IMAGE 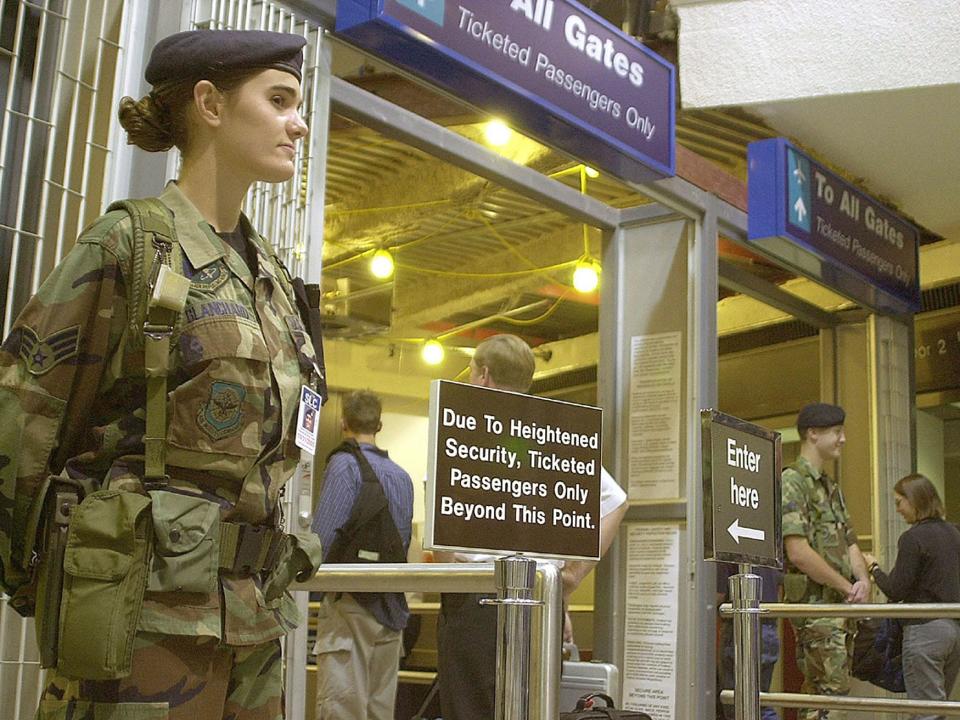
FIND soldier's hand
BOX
[847,579,870,604]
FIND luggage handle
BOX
[576,692,616,710]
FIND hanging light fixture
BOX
[370,248,394,279]
[421,339,445,365]
[572,258,601,294]
[484,119,512,146]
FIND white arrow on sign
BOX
[793,197,807,223]
[727,518,765,544]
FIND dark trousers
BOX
[438,592,498,720]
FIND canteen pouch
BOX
[262,531,323,604]
[147,491,220,593]
[783,572,808,602]
[57,490,153,680]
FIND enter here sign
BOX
[702,409,783,569]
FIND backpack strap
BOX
[106,199,189,486]
[328,439,381,487]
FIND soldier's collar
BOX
[158,182,227,271]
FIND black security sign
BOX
[702,410,782,569]
[426,380,602,560]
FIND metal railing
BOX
[719,600,960,716]
[294,561,563,720]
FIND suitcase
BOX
[560,660,621,712]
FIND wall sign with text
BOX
[336,0,675,184]
[748,137,920,315]
[425,380,602,560]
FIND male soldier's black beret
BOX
[145,30,306,86]
[796,402,845,433]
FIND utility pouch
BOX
[262,531,323,604]
[147,491,220,594]
[783,572,809,603]
[34,480,80,668]
[57,489,153,680]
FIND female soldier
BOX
[0,30,323,719]
[864,474,960,720]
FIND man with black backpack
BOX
[311,391,414,720]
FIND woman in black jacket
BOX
[864,474,960,720]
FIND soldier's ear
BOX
[193,80,225,128]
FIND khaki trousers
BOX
[313,594,402,720]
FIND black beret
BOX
[797,402,845,433]
[145,30,306,86]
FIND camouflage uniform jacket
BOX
[781,455,857,604]
[0,182,321,645]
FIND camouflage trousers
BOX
[790,616,856,720]
[37,632,283,719]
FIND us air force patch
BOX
[190,261,229,292]
[19,325,80,375]
[198,381,246,439]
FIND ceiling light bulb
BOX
[583,166,600,178]
[484,119,512,146]
[370,249,394,279]
[422,339,445,366]
[573,259,600,293]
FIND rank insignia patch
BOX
[198,381,246,439]
[19,325,80,375]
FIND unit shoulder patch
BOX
[198,381,246,440]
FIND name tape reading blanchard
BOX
[426,379,602,560]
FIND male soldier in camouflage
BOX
[781,403,871,720]
[0,30,323,719]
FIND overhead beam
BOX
[331,78,620,231]
[392,225,585,331]
[718,259,839,329]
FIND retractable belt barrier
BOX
[718,600,960,716]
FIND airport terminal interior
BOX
[0,0,959,719]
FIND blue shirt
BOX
[311,442,414,630]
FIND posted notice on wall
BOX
[424,380,602,560]
[628,332,681,500]
[622,523,680,719]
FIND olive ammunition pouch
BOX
[783,572,808,603]
[57,489,153,680]
[148,491,221,594]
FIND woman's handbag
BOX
[560,692,653,720]
[852,617,905,692]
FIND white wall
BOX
[378,411,430,525]
[673,0,960,108]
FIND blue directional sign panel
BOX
[748,138,920,314]
[336,0,675,184]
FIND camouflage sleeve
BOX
[0,213,130,595]
[780,468,809,539]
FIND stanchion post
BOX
[731,564,762,720]
[482,555,542,720]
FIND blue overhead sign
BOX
[336,0,676,184]
[748,138,920,314]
